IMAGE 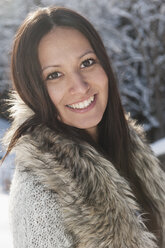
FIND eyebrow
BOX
[42,50,95,71]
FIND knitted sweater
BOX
[9,169,73,247]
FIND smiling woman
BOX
[2,6,165,248]
[38,26,108,137]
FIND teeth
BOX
[68,95,94,109]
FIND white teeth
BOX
[68,95,94,109]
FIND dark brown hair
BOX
[3,6,159,237]
[6,6,129,170]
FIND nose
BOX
[68,72,90,94]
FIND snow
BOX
[0,119,10,132]
[0,193,13,248]
[150,137,165,156]
[0,119,14,193]
[0,119,14,247]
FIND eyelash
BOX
[80,58,96,68]
[45,58,96,81]
[46,71,62,81]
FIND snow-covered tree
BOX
[0,0,165,141]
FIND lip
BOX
[66,94,97,113]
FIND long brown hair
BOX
[6,6,129,171]
[3,6,159,238]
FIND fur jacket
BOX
[4,94,165,248]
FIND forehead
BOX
[38,27,93,65]
[40,26,89,43]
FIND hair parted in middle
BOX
[11,6,128,168]
[5,6,160,235]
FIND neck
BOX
[86,126,98,143]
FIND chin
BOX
[72,115,103,130]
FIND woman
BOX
[3,6,165,248]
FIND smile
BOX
[67,95,95,109]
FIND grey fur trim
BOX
[4,93,165,247]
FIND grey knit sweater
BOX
[9,168,73,248]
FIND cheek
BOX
[96,68,109,93]
[98,71,109,106]
[46,83,64,108]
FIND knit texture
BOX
[9,169,73,248]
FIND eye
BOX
[80,58,96,69]
[46,71,62,80]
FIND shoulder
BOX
[9,168,73,248]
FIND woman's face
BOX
[38,27,108,137]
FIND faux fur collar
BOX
[5,93,165,248]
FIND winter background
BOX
[0,0,165,247]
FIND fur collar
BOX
[5,93,165,248]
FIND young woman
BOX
[3,6,165,248]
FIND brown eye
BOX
[80,58,96,69]
[46,71,62,80]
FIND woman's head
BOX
[38,26,108,138]
[10,5,129,167]
[11,6,120,137]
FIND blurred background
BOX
[0,0,165,247]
